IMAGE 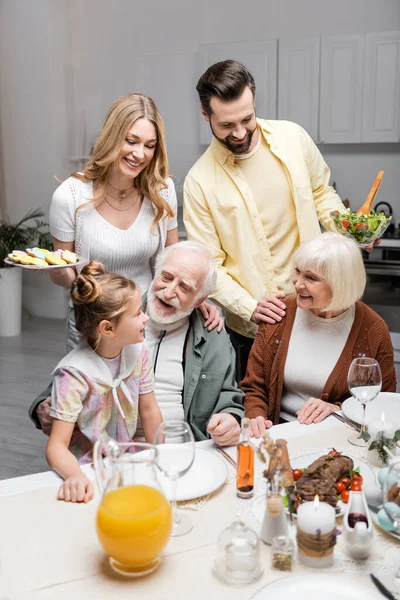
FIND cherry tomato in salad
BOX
[340,477,351,489]
[352,473,363,483]
[341,490,350,503]
[292,469,303,481]
[336,481,346,494]
[355,223,368,231]
[341,219,350,229]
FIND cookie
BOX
[26,247,47,260]
[53,249,63,258]
[36,248,50,255]
[8,253,22,263]
[19,254,34,265]
[61,250,78,264]
[45,253,67,266]
[12,250,27,256]
[30,258,47,267]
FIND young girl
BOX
[46,261,162,503]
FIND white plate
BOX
[4,257,88,271]
[158,448,228,502]
[251,574,380,600]
[253,451,376,521]
[342,392,400,427]
[370,507,400,542]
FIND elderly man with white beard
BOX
[29,241,244,447]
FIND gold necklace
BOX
[106,188,134,203]
[104,193,141,212]
[107,181,134,202]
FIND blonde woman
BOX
[242,233,397,436]
[49,94,221,349]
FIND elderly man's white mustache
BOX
[154,289,181,309]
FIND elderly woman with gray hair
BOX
[242,232,397,437]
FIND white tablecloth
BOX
[1,417,398,600]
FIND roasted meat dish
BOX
[296,453,354,507]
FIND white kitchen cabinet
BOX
[362,31,400,143]
[198,41,277,144]
[278,38,320,142]
[320,35,364,143]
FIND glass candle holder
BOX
[214,520,263,585]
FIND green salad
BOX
[331,209,391,245]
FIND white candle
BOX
[367,413,397,467]
[297,496,336,568]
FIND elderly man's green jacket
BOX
[177,306,244,440]
[29,303,244,441]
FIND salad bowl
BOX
[331,209,392,248]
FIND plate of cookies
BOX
[5,248,87,270]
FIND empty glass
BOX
[347,357,382,447]
[154,420,195,536]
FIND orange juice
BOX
[96,484,172,567]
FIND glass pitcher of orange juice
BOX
[93,439,172,577]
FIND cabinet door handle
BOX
[320,137,325,143]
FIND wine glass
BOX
[347,357,382,447]
[154,420,195,536]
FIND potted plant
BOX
[0,208,52,336]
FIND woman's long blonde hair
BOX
[73,93,174,230]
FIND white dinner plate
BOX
[253,451,376,521]
[342,392,400,427]
[4,256,88,271]
[251,574,381,599]
[158,448,228,502]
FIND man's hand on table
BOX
[250,293,286,325]
[249,416,273,438]
[207,413,240,446]
[58,470,94,503]
[36,397,52,436]
[297,397,340,425]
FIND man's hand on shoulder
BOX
[207,413,240,447]
[250,293,286,325]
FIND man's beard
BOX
[210,123,257,154]
[147,286,194,325]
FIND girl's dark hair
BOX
[71,261,137,350]
[196,60,256,117]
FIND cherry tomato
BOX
[355,223,368,231]
[336,481,346,494]
[292,469,303,482]
[351,481,362,492]
[328,448,340,455]
[341,490,350,503]
[352,473,363,483]
[340,477,351,489]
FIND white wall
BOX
[1,0,400,218]
[0,0,400,318]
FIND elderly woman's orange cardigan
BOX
[241,296,397,425]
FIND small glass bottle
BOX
[236,418,254,499]
[271,535,294,571]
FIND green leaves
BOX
[368,429,400,465]
[0,209,53,268]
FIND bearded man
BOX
[29,241,245,447]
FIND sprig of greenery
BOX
[368,429,400,464]
[0,209,53,268]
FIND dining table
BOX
[1,416,399,600]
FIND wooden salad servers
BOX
[356,170,384,215]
